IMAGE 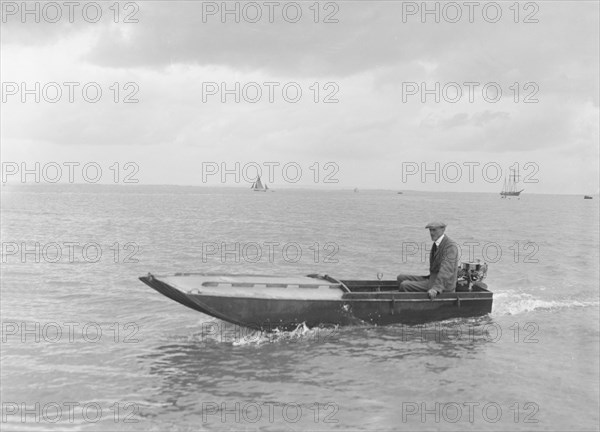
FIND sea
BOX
[1,184,599,432]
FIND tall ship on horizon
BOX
[500,168,524,198]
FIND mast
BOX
[512,169,516,193]
[510,170,514,193]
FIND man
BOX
[397,222,459,299]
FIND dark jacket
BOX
[428,235,459,293]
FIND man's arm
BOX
[429,242,459,295]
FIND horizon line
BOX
[1,182,598,196]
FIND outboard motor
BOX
[456,260,488,292]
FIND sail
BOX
[500,168,524,197]
[251,175,268,191]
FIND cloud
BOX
[1,1,598,192]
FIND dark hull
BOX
[500,189,524,197]
[140,275,493,330]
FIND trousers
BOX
[396,274,430,292]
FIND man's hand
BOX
[427,288,438,300]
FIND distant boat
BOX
[397,192,403,194]
[353,188,359,193]
[500,169,524,198]
[584,195,593,199]
[250,175,269,192]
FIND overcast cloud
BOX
[1,1,598,192]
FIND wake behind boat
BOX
[139,266,492,330]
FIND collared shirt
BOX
[434,234,445,248]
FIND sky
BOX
[1,0,599,193]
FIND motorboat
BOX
[139,265,492,330]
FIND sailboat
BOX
[250,175,269,192]
[500,169,524,198]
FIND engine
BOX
[457,260,488,291]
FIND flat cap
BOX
[425,221,446,229]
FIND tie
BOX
[431,242,437,259]
[429,243,438,272]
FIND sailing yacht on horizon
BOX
[251,175,269,192]
[500,168,524,198]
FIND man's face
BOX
[429,227,445,242]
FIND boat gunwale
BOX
[200,282,336,289]
[147,274,492,302]
[183,294,491,303]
